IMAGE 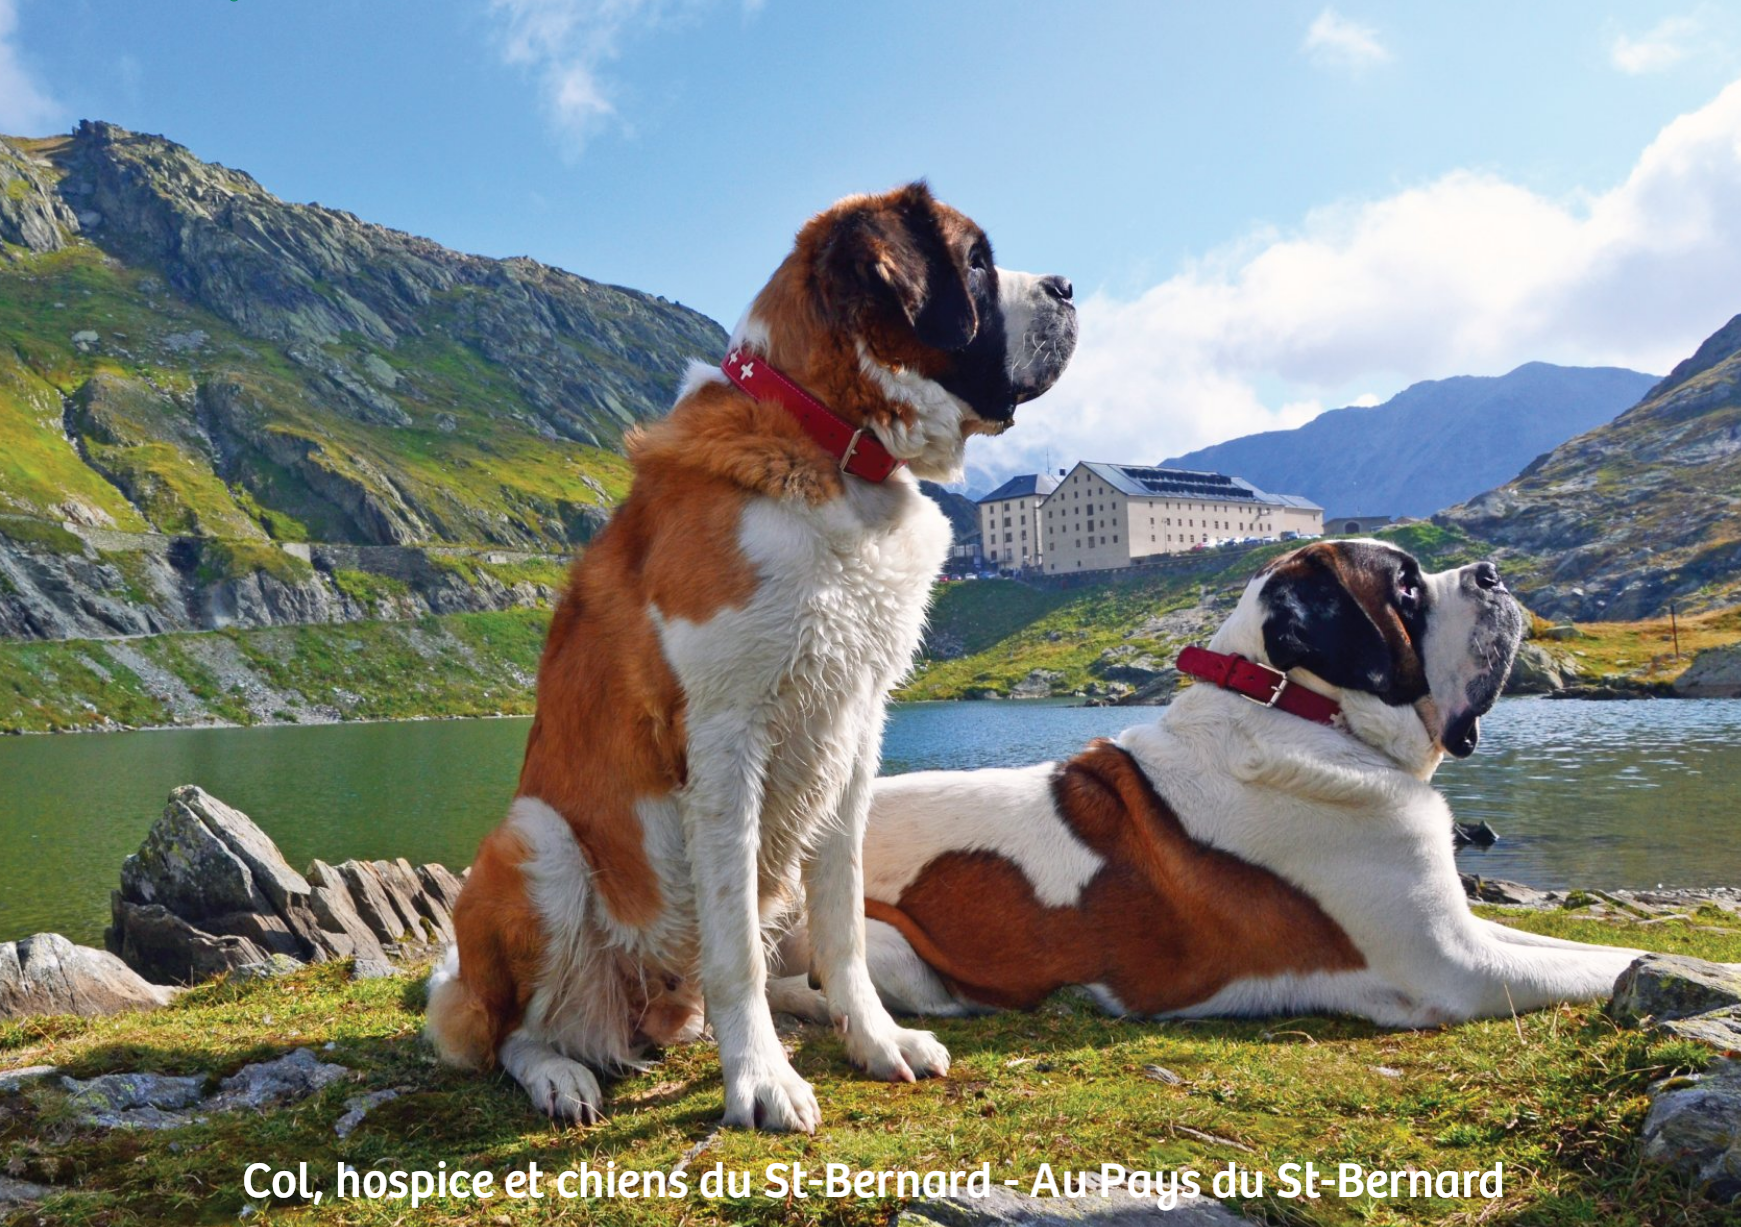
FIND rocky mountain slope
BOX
[1165,363,1656,518]
[0,122,725,640]
[1442,315,1741,621]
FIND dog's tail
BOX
[424,944,500,1071]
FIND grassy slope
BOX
[0,609,552,734]
[0,243,631,546]
[2,909,1735,1226]
[902,525,1741,701]
[901,526,1485,701]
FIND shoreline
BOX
[8,691,1741,740]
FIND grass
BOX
[1,909,1735,1226]
[0,610,551,734]
[1548,605,1741,687]
[903,525,1741,701]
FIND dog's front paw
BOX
[846,1022,951,1083]
[517,1053,604,1124]
[723,1057,821,1133]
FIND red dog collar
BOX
[721,348,905,484]
[1176,645,1342,727]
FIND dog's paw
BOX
[846,1022,951,1083]
[722,1057,821,1133]
[517,1053,604,1124]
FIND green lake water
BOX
[2,699,1738,947]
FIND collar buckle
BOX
[839,426,866,474]
[1240,660,1289,708]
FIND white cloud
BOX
[0,0,59,135]
[1611,14,1700,75]
[489,0,749,155]
[968,77,1741,490]
[1302,8,1391,72]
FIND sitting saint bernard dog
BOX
[425,183,1077,1132]
[775,540,1649,1028]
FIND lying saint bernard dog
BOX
[425,183,1076,1131]
[774,540,1649,1028]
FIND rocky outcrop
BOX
[0,933,175,1018]
[1640,1060,1741,1202]
[1505,642,1581,694]
[1441,312,1741,621]
[56,1048,349,1130]
[1675,644,1741,698]
[0,522,562,642]
[1612,955,1741,1048]
[107,786,462,985]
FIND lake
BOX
[3,698,1739,947]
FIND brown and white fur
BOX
[424,183,1076,1131]
[778,540,1656,1029]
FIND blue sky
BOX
[7,1,1741,490]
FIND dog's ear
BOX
[820,182,978,351]
[1260,546,1404,700]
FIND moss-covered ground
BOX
[1,909,1735,1226]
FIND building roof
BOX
[1066,462,1322,511]
[977,473,1059,503]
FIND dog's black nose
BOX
[1473,561,1503,591]
[1041,275,1073,302]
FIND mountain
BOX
[919,481,979,539]
[0,122,725,639]
[1440,315,1741,621]
[1163,363,1657,518]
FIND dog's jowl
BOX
[424,184,1076,1132]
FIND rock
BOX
[1640,1059,1741,1202]
[335,860,410,944]
[1114,668,1183,706]
[1011,669,1066,699]
[903,1171,1244,1225]
[1505,642,1579,694]
[306,860,390,964]
[0,1065,59,1093]
[334,1087,404,1138]
[206,1048,349,1111]
[1460,874,1551,907]
[0,933,175,1018]
[60,1071,205,1129]
[350,958,398,981]
[233,954,305,980]
[108,899,270,984]
[1612,955,1741,1026]
[1661,1008,1741,1052]
[1538,623,1583,641]
[0,1174,59,1212]
[1452,821,1499,848]
[105,787,464,986]
[1675,645,1741,699]
[70,329,100,352]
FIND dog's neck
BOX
[1202,583,1445,781]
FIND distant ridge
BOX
[1164,363,1657,518]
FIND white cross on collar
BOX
[738,361,755,380]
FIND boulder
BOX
[104,787,464,987]
[0,933,174,1018]
[1640,1059,1741,1202]
[1612,955,1741,1026]
[1675,644,1741,698]
[1114,668,1183,706]
[1662,1008,1741,1052]
[1505,642,1579,694]
[1011,669,1065,699]
[0,1174,59,1213]
[108,898,269,985]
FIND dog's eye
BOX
[1397,581,1422,610]
[969,250,989,273]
